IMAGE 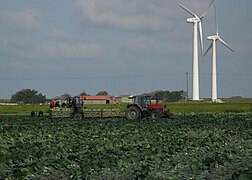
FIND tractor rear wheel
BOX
[126,106,141,120]
[151,110,161,120]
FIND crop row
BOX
[0,113,252,179]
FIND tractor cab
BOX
[132,95,151,109]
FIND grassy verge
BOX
[0,105,49,115]
[0,102,252,115]
[166,103,252,113]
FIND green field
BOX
[0,102,252,115]
[0,113,252,179]
[0,105,49,115]
[167,103,252,113]
[0,101,251,178]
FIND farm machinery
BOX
[126,95,173,120]
[49,96,123,119]
[48,95,173,120]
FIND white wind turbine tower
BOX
[204,4,235,102]
[178,0,215,101]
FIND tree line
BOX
[11,89,46,104]
[144,90,186,102]
[11,89,185,104]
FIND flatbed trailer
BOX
[49,107,125,119]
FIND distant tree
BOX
[146,90,185,102]
[79,90,89,96]
[55,93,71,100]
[231,96,243,98]
[166,90,184,102]
[11,89,46,104]
[96,90,109,96]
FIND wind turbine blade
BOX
[198,21,204,56]
[214,4,218,35]
[177,3,195,17]
[204,42,213,57]
[218,37,235,53]
[201,0,215,18]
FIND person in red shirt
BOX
[50,100,55,108]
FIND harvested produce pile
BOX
[0,113,252,179]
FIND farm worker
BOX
[50,100,55,108]
[71,97,76,107]
[55,101,60,107]
[61,100,67,107]
[71,97,78,112]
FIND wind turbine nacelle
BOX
[207,35,218,40]
[186,17,200,23]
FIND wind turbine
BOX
[204,4,235,102]
[178,0,215,101]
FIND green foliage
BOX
[54,93,71,100]
[0,113,252,179]
[11,89,46,104]
[148,90,185,102]
[79,91,89,96]
[96,90,109,96]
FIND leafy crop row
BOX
[0,113,252,179]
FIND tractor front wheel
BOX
[151,110,161,120]
[126,106,141,120]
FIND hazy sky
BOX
[0,0,251,98]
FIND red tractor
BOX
[126,95,173,120]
